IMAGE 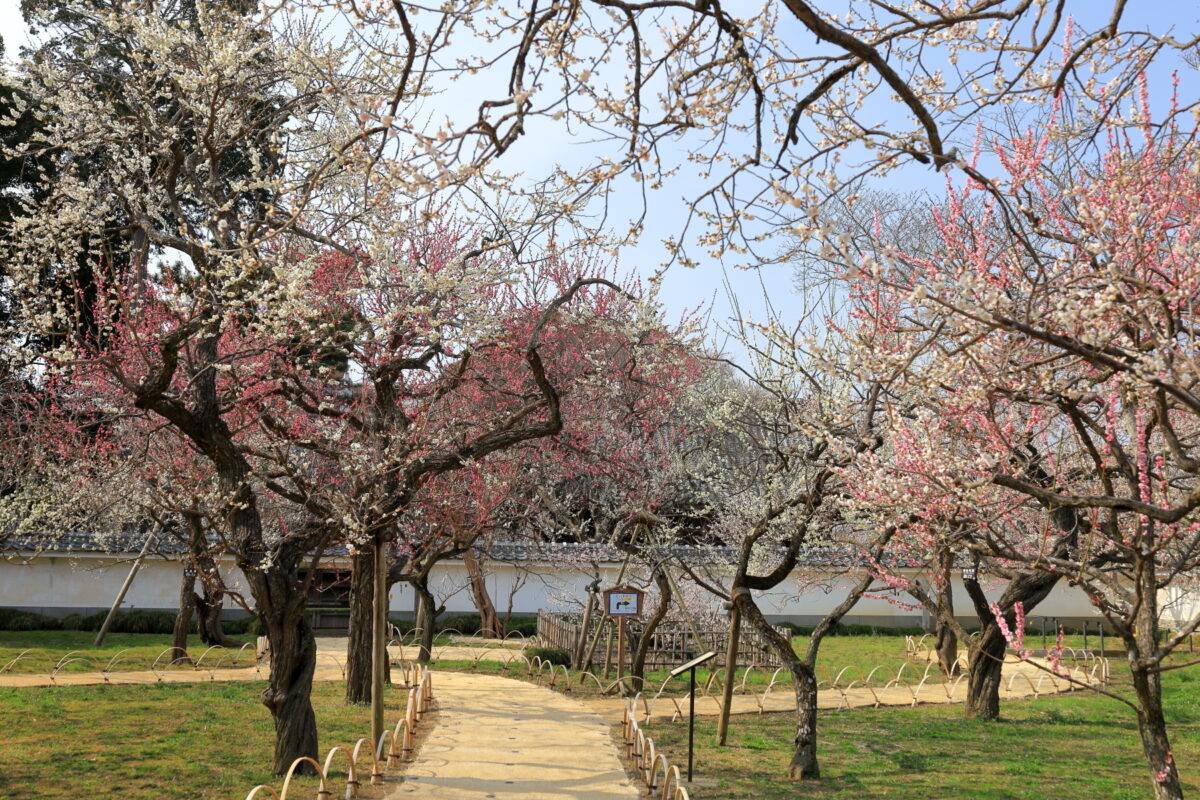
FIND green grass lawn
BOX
[4,630,1193,800]
[0,680,401,800]
[0,631,256,674]
[642,665,1200,799]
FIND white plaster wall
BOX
[0,553,249,614]
[0,551,1142,624]
[1160,583,1200,630]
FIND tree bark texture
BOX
[934,548,960,676]
[196,584,233,647]
[252,565,320,776]
[345,549,374,704]
[1129,548,1183,800]
[1131,663,1183,800]
[186,513,234,647]
[964,624,1006,720]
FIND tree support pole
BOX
[371,535,388,745]
[716,601,741,745]
[94,531,156,646]
[688,665,697,782]
[602,618,615,680]
[617,616,626,685]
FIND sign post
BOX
[671,650,717,782]
[603,586,644,686]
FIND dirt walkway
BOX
[386,671,639,800]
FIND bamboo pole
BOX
[664,567,708,655]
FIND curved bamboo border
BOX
[241,668,434,800]
[621,698,691,800]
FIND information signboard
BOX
[603,586,643,616]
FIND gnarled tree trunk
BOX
[463,548,502,638]
[196,584,233,647]
[1131,661,1183,800]
[933,548,959,676]
[347,548,394,703]
[184,512,234,648]
[964,623,1006,720]
[1128,550,1183,800]
[953,497,1090,721]
[251,564,320,775]
[735,591,819,778]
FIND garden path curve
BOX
[387,671,639,800]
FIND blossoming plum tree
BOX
[834,90,1200,800]
[0,4,624,774]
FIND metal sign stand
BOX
[671,650,717,782]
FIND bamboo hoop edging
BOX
[241,667,434,800]
[321,745,358,798]
[621,698,694,800]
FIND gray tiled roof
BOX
[5,532,902,569]
[3,531,189,556]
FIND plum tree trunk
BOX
[255,572,320,775]
[1131,662,1183,800]
[463,548,502,638]
[964,624,1006,720]
[735,590,819,778]
[934,548,959,676]
[345,549,374,704]
[935,619,960,677]
[1128,547,1183,800]
[413,581,436,664]
[170,567,197,664]
[196,585,233,647]
[265,641,319,776]
[185,513,234,648]
[629,567,671,694]
[787,662,820,779]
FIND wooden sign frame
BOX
[603,585,644,617]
